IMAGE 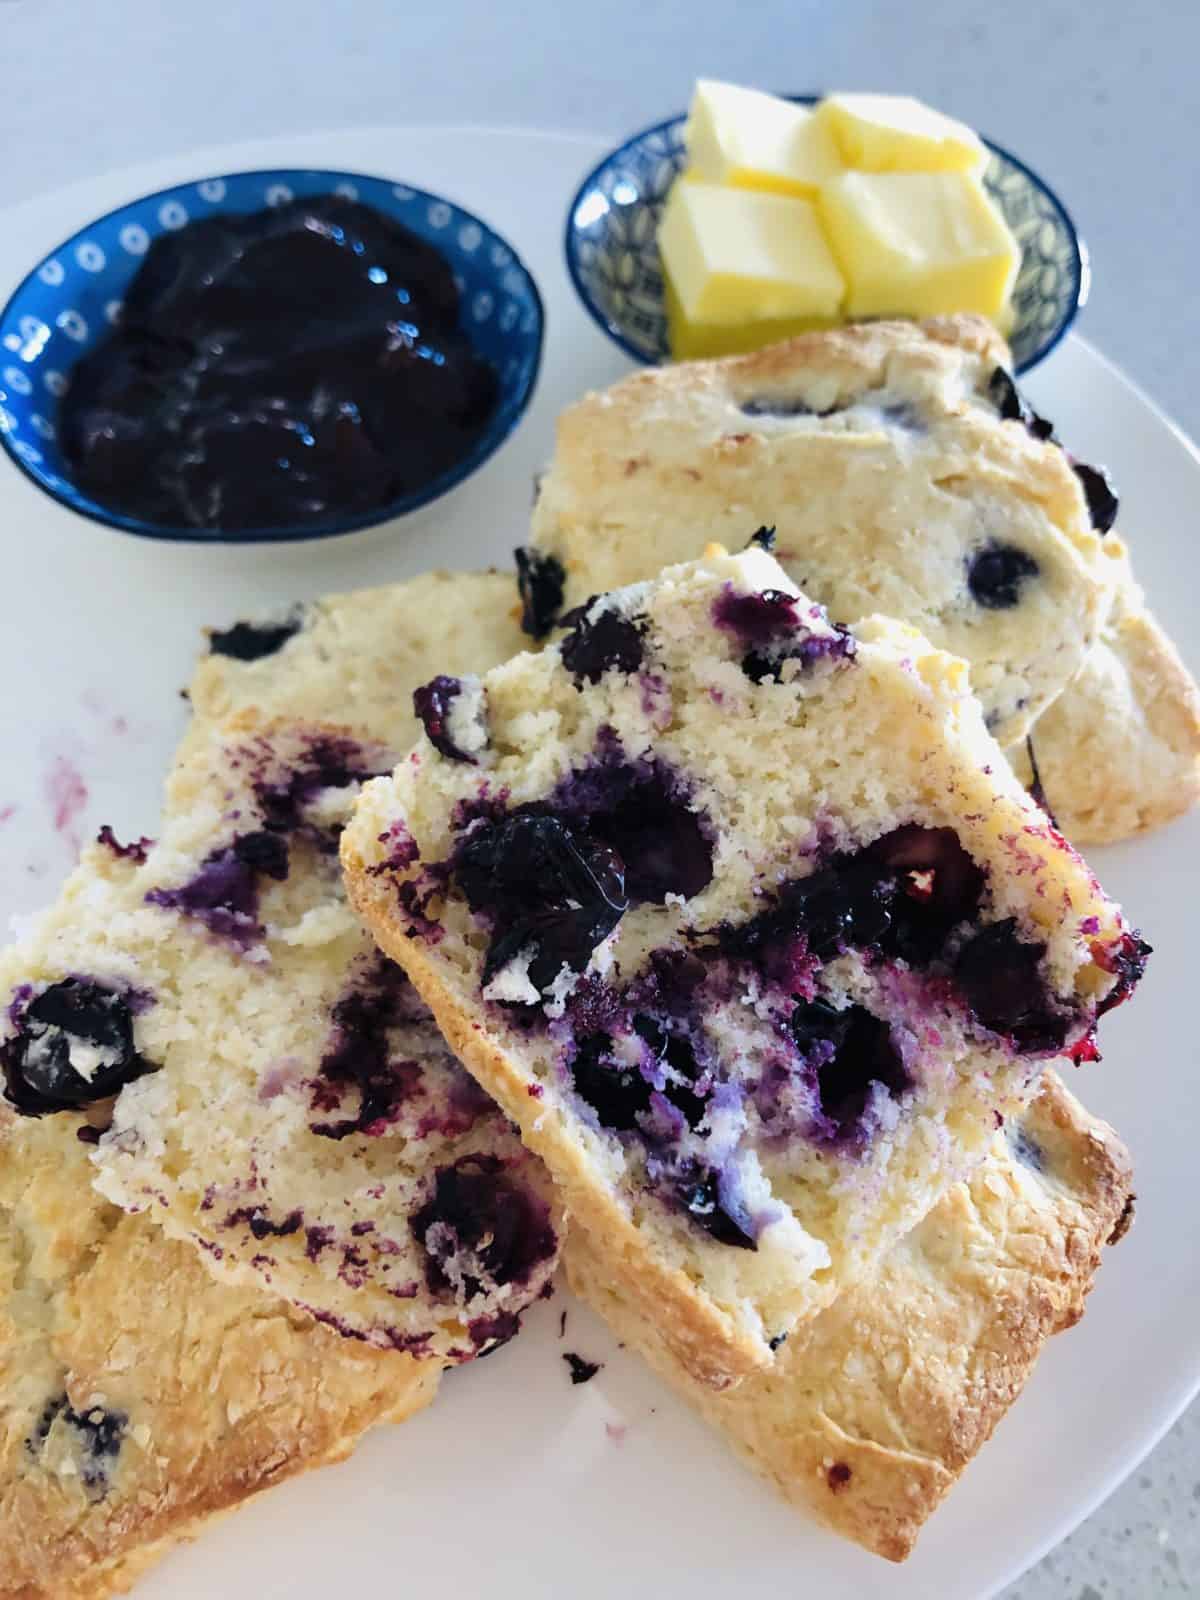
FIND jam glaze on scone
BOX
[1,718,560,1362]
[0,1107,438,1600]
[343,545,1146,1387]
[567,1071,1133,1561]
[526,316,1119,747]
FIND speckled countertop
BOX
[0,0,1195,1591]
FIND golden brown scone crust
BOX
[0,1087,438,1600]
[1014,552,1200,841]
[565,1073,1132,1562]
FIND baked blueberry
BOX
[412,675,479,764]
[792,1000,909,1141]
[411,1154,558,1297]
[515,546,566,638]
[208,612,303,661]
[570,1033,652,1130]
[1,979,155,1116]
[1072,461,1120,535]
[676,1166,757,1250]
[559,600,646,684]
[967,542,1040,610]
[456,811,628,992]
[954,919,1066,1050]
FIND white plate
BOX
[0,126,1196,1600]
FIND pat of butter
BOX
[817,171,1018,321]
[685,80,843,197]
[817,93,986,174]
[659,179,845,333]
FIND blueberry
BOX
[1092,930,1151,1017]
[456,811,628,993]
[792,1000,909,1140]
[208,612,303,661]
[1009,1125,1047,1173]
[559,601,645,684]
[676,1167,757,1250]
[866,824,985,963]
[96,824,153,864]
[310,956,423,1139]
[413,675,479,764]
[569,1033,652,1130]
[967,542,1040,610]
[1,979,155,1116]
[719,858,891,972]
[146,829,288,947]
[1072,461,1120,534]
[986,367,1057,442]
[740,396,840,419]
[411,1154,557,1298]
[590,785,713,904]
[27,1396,127,1497]
[563,1351,602,1384]
[515,546,565,638]
[634,1016,709,1128]
[253,734,385,841]
[954,919,1067,1050]
[712,585,801,649]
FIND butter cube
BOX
[685,80,843,197]
[818,93,986,173]
[817,171,1018,321]
[658,179,845,358]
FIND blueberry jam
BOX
[712,583,855,681]
[1,979,156,1116]
[311,957,425,1139]
[515,546,566,637]
[559,600,646,684]
[57,195,499,535]
[413,675,480,764]
[985,366,1119,533]
[208,612,303,661]
[456,811,628,993]
[410,1154,557,1300]
[967,542,1040,610]
[27,1395,127,1497]
[145,828,288,948]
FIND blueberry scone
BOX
[1,718,561,1361]
[184,569,528,755]
[525,315,1120,747]
[343,544,1146,1386]
[0,1106,438,1600]
[567,1071,1133,1561]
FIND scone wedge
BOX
[567,1071,1133,1561]
[0,1108,438,1600]
[344,545,1146,1386]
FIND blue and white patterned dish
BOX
[566,99,1088,375]
[0,168,544,542]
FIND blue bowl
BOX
[566,99,1088,375]
[0,168,544,542]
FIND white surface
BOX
[0,125,1195,1600]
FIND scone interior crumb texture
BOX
[344,544,1146,1383]
[0,715,560,1363]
